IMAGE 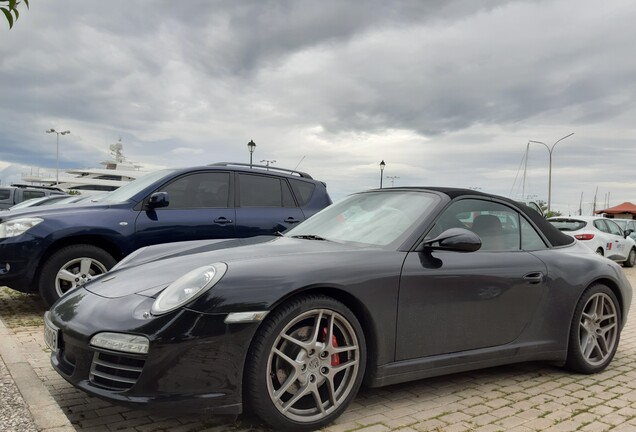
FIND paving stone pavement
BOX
[1,268,636,431]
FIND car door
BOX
[134,171,236,249]
[396,199,549,361]
[604,219,631,261]
[234,173,305,237]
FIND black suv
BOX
[0,162,332,306]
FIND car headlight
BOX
[0,217,43,239]
[151,262,227,315]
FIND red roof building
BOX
[596,202,636,218]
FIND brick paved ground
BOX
[1,267,636,431]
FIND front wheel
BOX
[566,284,621,374]
[245,295,366,432]
[623,248,636,268]
[38,244,116,307]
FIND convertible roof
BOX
[373,187,575,247]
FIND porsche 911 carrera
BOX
[44,188,632,431]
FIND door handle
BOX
[523,272,544,284]
[284,217,301,224]
[213,217,233,224]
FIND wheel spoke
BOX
[582,334,595,358]
[312,388,326,415]
[281,382,311,413]
[273,370,300,401]
[57,269,77,283]
[331,358,358,374]
[281,333,310,350]
[600,322,617,335]
[273,347,299,368]
[309,310,324,345]
[325,375,337,406]
[79,258,93,276]
[333,344,359,354]
[325,313,335,346]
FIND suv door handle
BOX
[284,217,301,224]
[523,272,544,284]
[213,217,233,224]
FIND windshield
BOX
[99,169,176,203]
[286,191,439,246]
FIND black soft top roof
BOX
[375,187,575,248]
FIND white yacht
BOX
[22,141,148,195]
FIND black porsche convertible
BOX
[44,188,632,431]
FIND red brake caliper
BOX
[322,328,340,366]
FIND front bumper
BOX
[0,234,46,293]
[46,288,262,415]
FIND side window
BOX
[431,199,521,251]
[606,220,623,236]
[158,172,230,209]
[594,220,609,233]
[239,174,295,207]
[23,190,45,200]
[520,218,547,250]
[289,179,316,207]
[0,189,10,200]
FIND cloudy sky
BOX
[1,0,635,214]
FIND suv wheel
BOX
[38,245,116,307]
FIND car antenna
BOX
[294,156,306,171]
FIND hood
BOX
[83,236,362,299]
[0,201,116,219]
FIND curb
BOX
[0,317,75,431]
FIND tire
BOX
[623,248,636,268]
[245,295,366,432]
[38,244,116,308]
[565,284,621,374]
[596,248,604,256]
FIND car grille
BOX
[89,351,145,391]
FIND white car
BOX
[548,216,636,267]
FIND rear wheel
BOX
[623,248,636,268]
[245,295,366,431]
[566,284,621,374]
[38,244,116,307]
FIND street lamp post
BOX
[379,160,385,189]
[247,140,256,168]
[386,175,400,187]
[46,129,71,185]
[529,132,574,213]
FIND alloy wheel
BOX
[266,308,360,423]
[578,292,618,366]
[55,257,108,297]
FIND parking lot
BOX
[1,268,636,432]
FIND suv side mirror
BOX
[419,228,482,252]
[147,192,169,209]
[625,229,634,238]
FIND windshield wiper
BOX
[291,234,328,241]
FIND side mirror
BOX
[147,192,169,209]
[419,228,482,253]
[625,229,634,238]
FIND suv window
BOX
[238,174,296,208]
[0,189,10,200]
[289,179,316,207]
[23,190,45,200]
[159,172,230,209]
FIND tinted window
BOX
[594,220,609,233]
[289,179,315,207]
[158,172,230,209]
[0,189,10,200]
[432,199,521,251]
[239,174,293,207]
[549,219,586,231]
[23,190,45,200]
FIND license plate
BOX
[43,313,59,351]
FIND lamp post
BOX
[379,160,385,189]
[529,132,574,213]
[386,175,400,187]
[46,129,71,185]
[247,140,256,168]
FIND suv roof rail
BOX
[209,162,313,179]
[10,183,65,192]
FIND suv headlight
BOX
[151,262,227,315]
[0,217,43,239]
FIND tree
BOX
[536,200,562,218]
[1,0,29,29]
